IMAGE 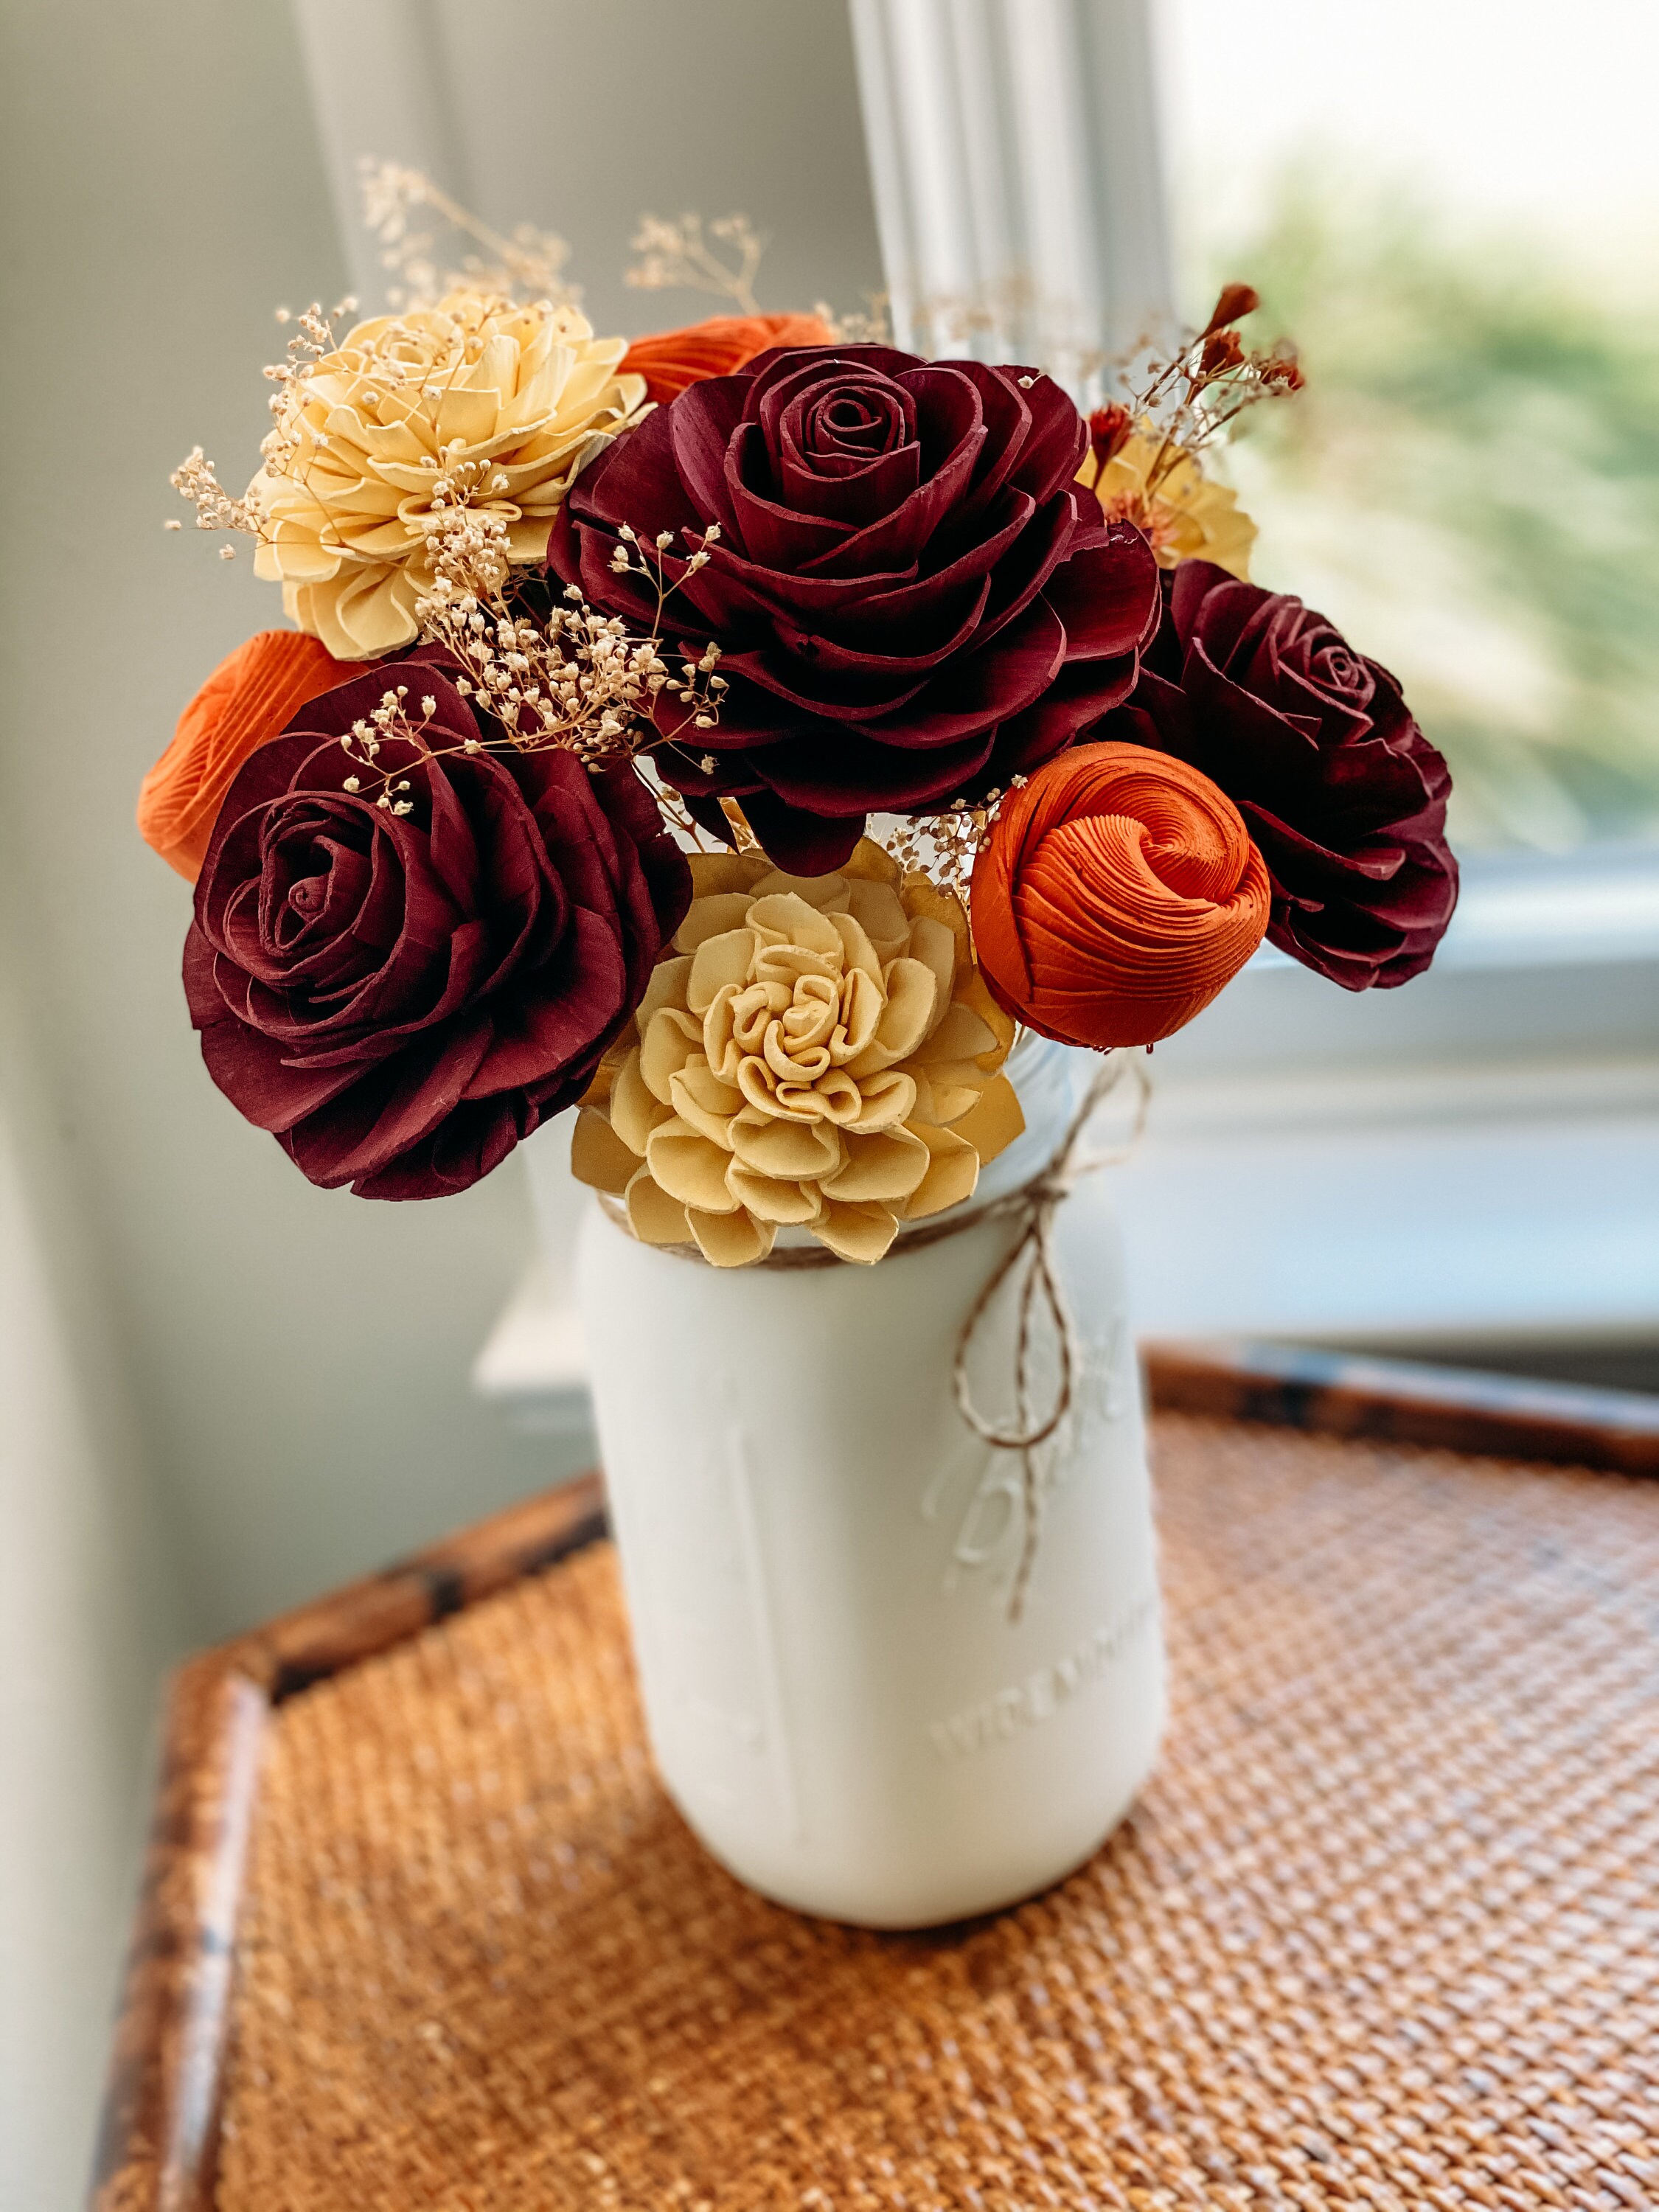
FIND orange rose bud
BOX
[137,630,352,882]
[971,742,1270,1049]
[620,312,838,405]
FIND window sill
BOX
[474,844,1659,1427]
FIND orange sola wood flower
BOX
[970,741,1270,1050]
[137,630,352,881]
[620,313,836,405]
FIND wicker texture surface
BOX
[216,1416,1659,2211]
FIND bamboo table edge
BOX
[88,1346,1659,2212]
[89,1473,607,2212]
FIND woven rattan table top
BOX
[184,1411,1659,2211]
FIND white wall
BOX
[0,959,185,2212]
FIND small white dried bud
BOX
[343,775,361,792]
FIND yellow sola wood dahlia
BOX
[571,841,1023,1267]
[1079,429,1256,580]
[248,293,646,660]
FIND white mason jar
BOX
[571,1036,1165,1928]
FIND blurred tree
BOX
[1210,168,1659,847]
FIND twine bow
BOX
[950,1050,1150,1621]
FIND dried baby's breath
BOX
[625,212,765,316]
[327,508,725,808]
[358,158,576,311]
[169,293,360,546]
[812,293,893,346]
[1112,282,1303,490]
[881,781,1026,913]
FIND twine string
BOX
[947,1051,1151,1620]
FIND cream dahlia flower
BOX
[572,842,1023,1267]
[1078,430,1256,580]
[248,293,647,660]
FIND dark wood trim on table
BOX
[1144,1338,1659,1476]
[88,1474,606,2212]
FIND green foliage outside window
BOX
[1206,169,1659,848]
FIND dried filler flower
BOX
[571,841,1023,1265]
[625,212,765,316]
[358,158,577,311]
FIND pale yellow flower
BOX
[249,293,646,659]
[572,842,1023,1267]
[1078,430,1256,580]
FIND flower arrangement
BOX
[148,170,1458,1251]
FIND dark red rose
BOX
[1103,561,1457,987]
[549,344,1159,872]
[184,661,690,1197]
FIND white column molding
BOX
[848,0,1174,387]
[290,0,471,309]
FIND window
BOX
[845,0,1659,1350]
[1161,0,1659,853]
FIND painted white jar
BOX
[573,1036,1165,1928]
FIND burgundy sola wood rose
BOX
[1106,560,1458,987]
[549,344,1161,872]
[184,661,690,1197]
